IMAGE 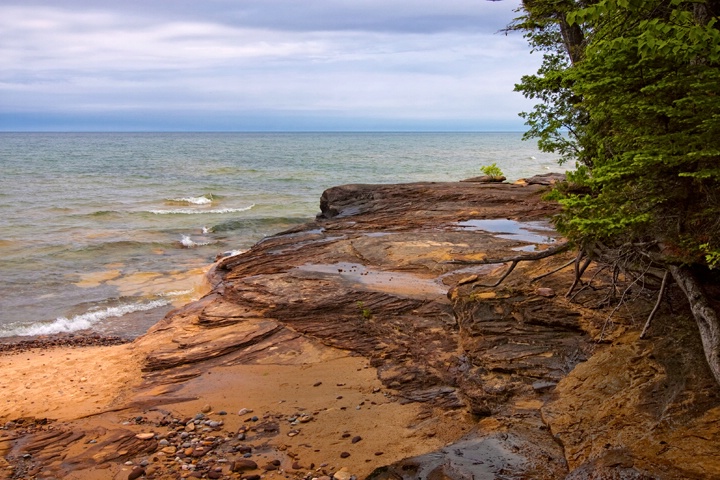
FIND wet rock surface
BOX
[2,179,719,479]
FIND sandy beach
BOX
[1,336,472,480]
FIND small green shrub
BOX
[480,163,504,178]
[356,301,372,319]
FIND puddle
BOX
[293,262,447,300]
[455,219,556,244]
[512,245,539,252]
[363,232,394,238]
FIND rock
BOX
[333,467,353,480]
[201,404,212,413]
[351,435,362,444]
[532,380,557,393]
[460,175,507,183]
[128,466,145,480]
[536,287,555,297]
[231,459,258,471]
[340,451,351,458]
[524,172,566,185]
[135,433,155,440]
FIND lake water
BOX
[0,132,559,339]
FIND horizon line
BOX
[0,130,527,134]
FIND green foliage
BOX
[514,0,720,268]
[356,301,372,319]
[480,162,504,178]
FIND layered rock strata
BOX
[2,180,719,480]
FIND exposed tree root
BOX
[566,251,592,297]
[669,265,720,386]
[447,242,570,287]
[531,257,576,282]
[640,270,670,340]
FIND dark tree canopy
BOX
[511,0,720,383]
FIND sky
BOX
[0,0,540,132]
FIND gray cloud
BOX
[0,0,537,131]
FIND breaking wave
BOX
[150,204,255,215]
[0,298,172,338]
[165,195,214,205]
[180,235,213,248]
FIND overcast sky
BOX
[0,0,538,132]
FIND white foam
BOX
[150,204,255,215]
[167,196,213,205]
[0,299,171,337]
[180,235,213,248]
[162,289,195,297]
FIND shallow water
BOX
[455,219,557,245]
[0,132,560,338]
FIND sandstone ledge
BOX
[2,180,719,480]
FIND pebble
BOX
[238,408,253,415]
[230,459,258,471]
[340,451,351,458]
[135,433,155,440]
[333,468,354,480]
[127,466,145,480]
[351,436,362,444]
[536,287,556,297]
[201,404,212,413]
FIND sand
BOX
[1,339,472,479]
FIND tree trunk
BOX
[669,265,720,386]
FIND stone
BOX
[201,404,212,413]
[231,459,258,472]
[333,467,353,480]
[135,433,155,440]
[340,451,351,458]
[128,466,145,480]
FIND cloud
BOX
[0,0,538,131]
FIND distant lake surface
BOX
[0,132,559,338]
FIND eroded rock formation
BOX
[2,180,719,479]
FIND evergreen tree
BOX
[512,0,720,383]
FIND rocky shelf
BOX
[1,179,719,480]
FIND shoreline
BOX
[3,178,719,480]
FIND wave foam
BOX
[166,195,213,205]
[180,235,213,248]
[150,204,255,215]
[0,299,171,337]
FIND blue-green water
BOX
[0,132,559,338]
